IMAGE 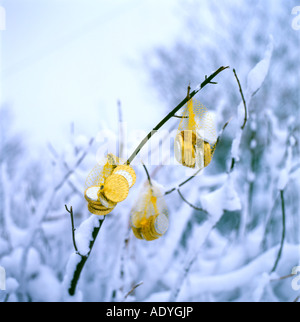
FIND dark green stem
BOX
[142,163,152,187]
[65,205,78,253]
[233,68,247,130]
[270,190,286,273]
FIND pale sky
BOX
[0,0,184,150]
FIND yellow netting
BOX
[175,98,217,169]
[130,182,169,241]
[84,153,136,216]
[85,153,122,190]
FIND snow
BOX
[277,169,289,191]
[74,135,90,151]
[250,139,257,149]
[1,247,41,277]
[231,129,243,162]
[200,174,241,218]
[252,272,276,302]
[27,266,61,302]
[231,36,273,162]
[247,170,256,183]
[246,35,274,97]
[5,277,19,293]
[75,214,103,256]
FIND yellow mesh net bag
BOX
[85,153,120,189]
[84,153,136,215]
[130,182,169,241]
[174,98,217,169]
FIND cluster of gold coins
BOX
[174,98,216,169]
[174,130,212,168]
[84,155,136,216]
[130,183,169,241]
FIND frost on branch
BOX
[75,214,104,256]
[246,35,273,97]
[200,174,241,218]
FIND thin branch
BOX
[211,117,232,154]
[170,254,197,302]
[261,192,280,250]
[294,295,300,303]
[233,68,247,130]
[123,281,143,301]
[126,66,229,165]
[229,69,248,173]
[173,115,188,119]
[270,273,296,282]
[47,142,59,164]
[270,190,286,273]
[205,75,217,84]
[186,84,191,99]
[65,205,78,253]
[164,168,202,196]
[55,137,94,191]
[177,189,207,213]
[290,163,300,174]
[229,158,235,172]
[142,163,152,187]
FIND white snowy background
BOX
[0,0,300,302]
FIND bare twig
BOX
[170,252,198,301]
[270,190,286,273]
[233,68,247,130]
[261,191,281,250]
[229,69,248,173]
[177,189,207,213]
[294,295,300,303]
[205,75,217,84]
[55,137,94,191]
[123,281,143,301]
[65,205,78,253]
[270,273,296,282]
[211,117,232,154]
[142,162,152,187]
[173,115,188,119]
